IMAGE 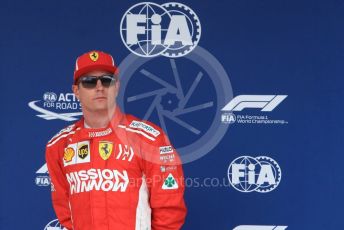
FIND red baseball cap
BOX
[73,50,119,83]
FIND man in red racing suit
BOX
[45,50,187,230]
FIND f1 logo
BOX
[222,95,287,112]
[233,226,288,230]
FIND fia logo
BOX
[227,156,282,193]
[44,219,64,230]
[120,2,201,57]
[43,92,57,103]
[221,112,236,124]
[116,144,134,162]
[35,163,50,187]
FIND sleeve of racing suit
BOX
[46,145,73,230]
[143,133,187,230]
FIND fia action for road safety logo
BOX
[99,141,113,160]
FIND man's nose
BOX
[95,79,104,89]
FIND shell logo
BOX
[64,147,75,162]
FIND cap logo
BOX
[89,52,99,62]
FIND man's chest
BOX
[62,138,140,168]
[60,134,143,194]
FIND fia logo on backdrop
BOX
[35,163,50,187]
[44,219,64,230]
[227,156,282,193]
[120,2,201,57]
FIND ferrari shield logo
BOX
[99,141,113,160]
[89,51,99,62]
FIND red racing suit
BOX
[45,107,187,230]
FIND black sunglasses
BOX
[77,75,116,89]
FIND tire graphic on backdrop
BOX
[117,46,233,163]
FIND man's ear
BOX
[72,84,80,100]
[116,80,120,90]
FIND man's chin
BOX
[91,104,116,113]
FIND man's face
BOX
[72,70,120,113]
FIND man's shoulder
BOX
[46,122,79,148]
[120,113,163,142]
